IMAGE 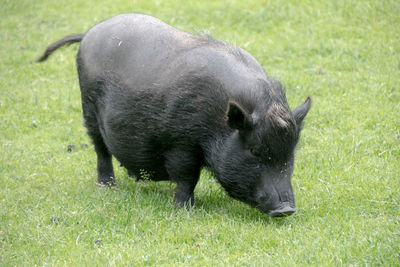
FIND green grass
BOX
[1,0,399,265]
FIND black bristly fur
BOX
[37,14,311,216]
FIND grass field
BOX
[1,0,399,265]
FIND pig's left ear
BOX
[227,101,253,131]
[292,96,312,126]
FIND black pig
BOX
[37,14,311,217]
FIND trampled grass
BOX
[1,0,399,265]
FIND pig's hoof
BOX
[174,195,194,209]
[97,182,118,189]
[97,177,116,188]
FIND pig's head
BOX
[217,96,311,217]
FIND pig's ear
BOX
[292,96,312,126]
[227,101,253,131]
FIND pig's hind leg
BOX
[81,99,115,186]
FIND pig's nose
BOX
[268,202,296,217]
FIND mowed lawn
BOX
[1,0,399,265]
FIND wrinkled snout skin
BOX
[37,13,311,216]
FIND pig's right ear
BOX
[227,101,253,131]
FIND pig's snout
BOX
[268,202,296,217]
[256,185,296,217]
[258,199,296,217]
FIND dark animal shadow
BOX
[194,192,273,224]
[195,195,301,227]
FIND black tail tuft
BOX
[36,34,84,62]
